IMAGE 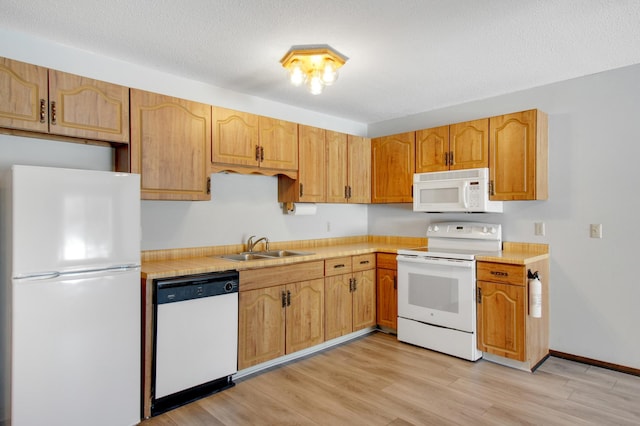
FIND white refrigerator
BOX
[1,165,141,426]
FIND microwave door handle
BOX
[462,182,470,209]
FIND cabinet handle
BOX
[281,290,287,308]
[348,278,354,293]
[286,290,291,307]
[353,278,357,292]
[359,260,370,265]
[39,99,46,123]
[50,101,57,125]
[449,151,454,166]
[260,146,265,162]
[477,287,482,304]
[344,186,349,199]
[489,180,495,196]
[333,264,345,269]
[299,183,304,197]
[490,271,509,277]
[444,151,449,166]
[206,177,211,194]
[255,145,260,162]
[393,275,397,290]
[347,186,352,199]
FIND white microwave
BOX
[413,168,503,213]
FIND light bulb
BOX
[289,62,306,86]
[321,60,338,85]
[307,70,324,95]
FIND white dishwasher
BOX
[151,270,239,416]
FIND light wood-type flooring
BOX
[141,332,640,425]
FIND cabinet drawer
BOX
[352,254,375,272]
[376,253,397,270]
[325,257,353,276]
[240,260,324,291]
[477,262,525,286]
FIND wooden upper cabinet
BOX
[0,58,49,133]
[48,70,129,143]
[212,107,298,174]
[326,132,371,204]
[416,125,449,173]
[258,116,298,171]
[0,58,129,143]
[489,109,548,200]
[212,106,259,167]
[416,119,488,173]
[449,118,488,170]
[371,131,415,203]
[326,130,349,203]
[130,89,211,201]
[278,124,325,203]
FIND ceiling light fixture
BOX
[280,44,348,95]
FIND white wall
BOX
[369,64,640,369]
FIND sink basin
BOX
[256,250,313,258]
[219,250,313,262]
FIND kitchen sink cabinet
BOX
[211,107,298,176]
[371,131,415,203]
[130,89,211,201]
[476,258,549,371]
[416,119,488,173]
[489,109,548,200]
[324,254,376,340]
[326,131,372,203]
[238,261,325,370]
[278,124,326,203]
[0,57,130,144]
[376,253,398,331]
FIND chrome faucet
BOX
[246,235,270,252]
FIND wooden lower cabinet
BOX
[376,253,398,331]
[476,259,549,370]
[238,261,324,370]
[324,254,376,340]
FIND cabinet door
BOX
[0,58,49,133]
[326,130,349,203]
[285,279,324,353]
[376,268,397,330]
[476,281,526,361]
[130,89,211,200]
[324,274,353,340]
[48,70,129,143]
[371,132,415,203]
[347,135,372,203]
[352,269,376,331]
[212,106,259,167]
[259,116,298,170]
[238,286,286,370]
[415,125,449,173]
[489,109,548,200]
[298,124,326,202]
[449,118,488,170]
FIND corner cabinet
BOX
[376,253,398,331]
[238,261,325,370]
[476,258,549,371]
[489,109,548,200]
[130,89,211,201]
[0,57,129,143]
[416,119,488,173]
[326,131,371,203]
[371,131,415,203]
[278,124,326,203]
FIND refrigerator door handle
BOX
[13,271,61,281]
[14,264,140,281]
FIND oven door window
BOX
[397,258,476,333]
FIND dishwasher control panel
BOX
[155,271,239,305]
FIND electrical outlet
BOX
[327,221,331,232]
[590,223,602,239]
[534,222,545,236]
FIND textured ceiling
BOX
[3,0,640,124]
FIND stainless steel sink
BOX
[219,250,313,262]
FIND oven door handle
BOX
[396,255,474,268]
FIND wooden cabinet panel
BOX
[449,118,488,170]
[278,124,325,203]
[376,267,397,330]
[371,131,415,203]
[324,274,353,340]
[130,89,211,200]
[477,280,526,361]
[48,70,129,143]
[416,125,449,173]
[347,135,371,203]
[285,279,324,353]
[352,254,375,272]
[212,106,259,167]
[352,269,376,331]
[259,116,298,171]
[326,130,349,203]
[325,256,352,277]
[0,58,49,133]
[238,285,286,370]
[489,109,548,200]
[477,262,526,286]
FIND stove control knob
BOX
[433,225,440,232]
[490,227,497,234]
[427,226,433,232]
[482,226,488,233]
